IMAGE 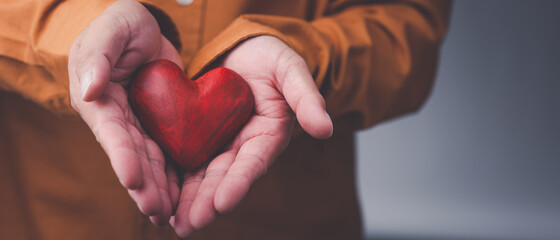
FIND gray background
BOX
[356,1,560,239]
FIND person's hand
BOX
[68,0,182,225]
[170,35,333,237]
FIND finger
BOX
[189,151,237,229]
[125,124,164,218]
[172,168,205,238]
[275,56,333,139]
[145,139,172,225]
[214,134,289,213]
[166,159,182,215]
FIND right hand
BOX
[68,0,182,225]
[170,36,333,237]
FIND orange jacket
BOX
[0,0,451,239]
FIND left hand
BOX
[68,0,183,226]
[170,36,333,237]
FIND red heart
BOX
[129,60,254,171]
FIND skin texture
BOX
[129,60,254,171]
[68,0,333,238]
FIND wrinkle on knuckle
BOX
[278,56,309,92]
[227,170,253,187]
[77,50,96,66]
[236,153,269,182]
[203,168,227,179]
[277,48,305,73]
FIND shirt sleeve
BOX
[187,0,452,130]
[0,0,180,116]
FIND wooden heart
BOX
[129,60,253,171]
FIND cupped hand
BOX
[68,0,182,225]
[170,36,333,237]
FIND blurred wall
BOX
[357,1,560,239]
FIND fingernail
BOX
[324,110,334,136]
[324,110,332,123]
[80,70,93,99]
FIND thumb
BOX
[239,36,333,139]
[74,15,127,102]
[276,55,333,139]
[73,0,160,102]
